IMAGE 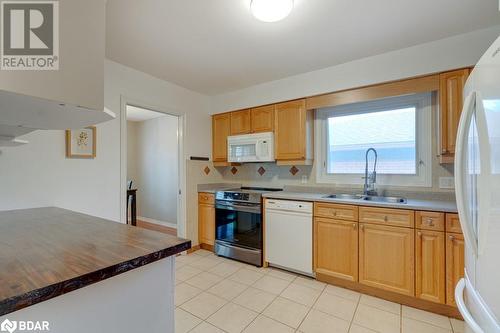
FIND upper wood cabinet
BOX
[274,99,314,165]
[439,68,470,163]
[446,232,465,306]
[314,217,358,282]
[359,223,415,296]
[416,230,446,304]
[212,113,231,162]
[230,109,252,135]
[251,105,274,133]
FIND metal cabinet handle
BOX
[442,148,448,154]
[360,224,364,231]
[352,223,357,229]
[418,231,422,237]
[426,218,435,226]
[333,211,337,216]
[384,216,389,222]
[449,235,455,241]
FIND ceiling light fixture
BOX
[250,0,294,22]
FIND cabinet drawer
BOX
[416,211,445,231]
[198,192,215,205]
[359,206,414,228]
[446,214,462,234]
[314,202,358,221]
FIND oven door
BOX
[215,201,262,250]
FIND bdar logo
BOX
[0,319,17,333]
[1,1,59,70]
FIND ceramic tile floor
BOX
[175,250,465,333]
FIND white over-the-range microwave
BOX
[227,132,275,163]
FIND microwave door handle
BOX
[255,141,261,160]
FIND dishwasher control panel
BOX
[265,199,313,214]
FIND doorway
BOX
[125,104,180,236]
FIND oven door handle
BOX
[215,203,261,214]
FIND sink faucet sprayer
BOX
[363,148,378,196]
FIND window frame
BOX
[315,93,433,187]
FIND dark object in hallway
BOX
[127,188,137,226]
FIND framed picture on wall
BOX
[65,126,96,159]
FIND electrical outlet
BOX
[439,177,455,189]
[301,175,308,184]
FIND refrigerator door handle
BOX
[455,278,484,333]
[455,91,478,256]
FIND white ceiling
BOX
[126,105,165,122]
[106,0,500,95]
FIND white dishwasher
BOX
[265,199,313,276]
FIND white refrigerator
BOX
[455,35,500,333]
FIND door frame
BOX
[119,96,186,238]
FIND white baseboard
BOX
[137,216,177,229]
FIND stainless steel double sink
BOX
[323,194,407,204]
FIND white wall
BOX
[212,25,500,112]
[127,116,179,225]
[0,60,211,227]
[127,121,138,183]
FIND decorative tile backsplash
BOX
[257,166,266,176]
[231,166,238,175]
[289,166,299,176]
[203,166,211,175]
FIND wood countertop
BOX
[0,207,190,316]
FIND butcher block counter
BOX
[0,207,190,333]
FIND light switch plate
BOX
[439,177,455,189]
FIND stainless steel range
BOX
[214,187,282,266]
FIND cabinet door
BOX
[359,223,415,296]
[446,233,465,306]
[251,105,274,133]
[314,218,358,281]
[274,100,306,160]
[439,69,469,159]
[212,113,231,162]
[416,230,446,303]
[199,203,215,246]
[230,109,251,135]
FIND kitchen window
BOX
[316,93,432,187]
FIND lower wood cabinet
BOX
[198,193,215,246]
[416,229,446,303]
[314,217,358,282]
[359,223,415,296]
[446,232,465,306]
[312,204,464,314]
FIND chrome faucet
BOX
[363,148,378,196]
